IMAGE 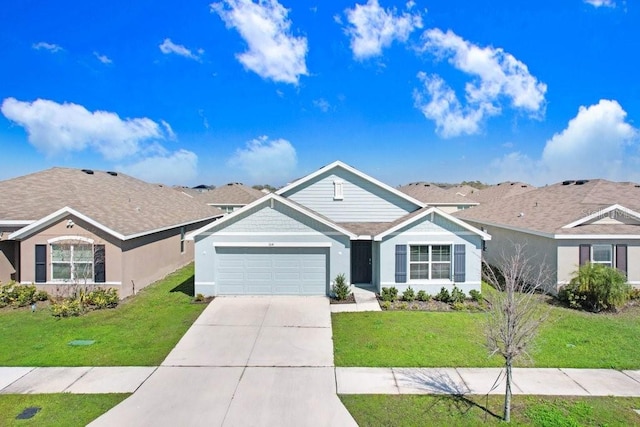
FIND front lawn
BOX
[0,264,207,366]
[340,394,640,426]
[0,394,129,427]
[332,304,640,369]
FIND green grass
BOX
[0,394,129,426]
[340,394,640,426]
[0,264,207,366]
[332,303,640,369]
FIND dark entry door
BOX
[351,241,372,284]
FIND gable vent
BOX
[107,171,118,176]
[81,169,94,175]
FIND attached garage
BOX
[215,246,328,295]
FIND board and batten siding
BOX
[282,170,420,222]
[194,201,351,296]
[378,213,483,294]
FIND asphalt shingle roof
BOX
[398,182,478,205]
[194,183,265,205]
[455,179,640,235]
[0,168,224,236]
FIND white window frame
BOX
[49,238,95,283]
[333,180,344,200]
[408,244,452,281]
[591,244,613,267]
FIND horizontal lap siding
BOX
[284,171,418,222]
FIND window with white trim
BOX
[333,180,344,200]
[51,242,94,282]
[409,245,451,280]
[592,244,613,267]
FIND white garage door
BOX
[215,247,328,295]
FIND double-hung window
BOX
[409,245,451,280]
[51,242,94,282]
[591,244,613,267]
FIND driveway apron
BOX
[89,296,357,427]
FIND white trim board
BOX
[213,242,332,248]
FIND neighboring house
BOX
[444,184,480,198]
[188,161,490,296]
[467,181,535,204]
[398,182,478,213]
[194,183,265,214]
[0,168,223,297]
[455,179,640,293]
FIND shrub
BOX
[84,288,119,309]
[194,293,205,302]
[332,273,350,301]
[34,290,49,301]
[450,286,466,304]
[434,287,451,303]
[398,302,408,310]
[380,300,391,310]
[381,286,398,302]
[559,263,631,312]
[50,299,83,317]
[0,283,42,308]
[451,301,466,311]
[416,290,430,302]
[629,288,640,300]
[402,286,415,302]
[469,289,483,302]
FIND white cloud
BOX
[32,42,63,53]
[415,28,547,137]
[489,100,639,184]
[313,98,331,112]
[584,0,615,7]
[93,51,112,64]
[343,0,422,60]
[159,38,203,61]
[120,149,198,185]
[228,135,297,184]
[1,97,169,160]
[211,0,308,84]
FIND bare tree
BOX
[483,243,550,422]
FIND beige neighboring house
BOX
[194,183,265,214]
[398,182,478,213]
[455,179,640,292]
[0,168,223,297]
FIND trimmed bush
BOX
[381,287,398,302]
[402,286,415,302]
[50,299,83,317]
[84,288,119,309]
[559,263,632,312]
[434,287,451,303]
[450,286,466,304]
[0,283,45,308]
[332,274,350,301]
[416,290,430,302]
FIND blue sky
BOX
[1,0,638,187]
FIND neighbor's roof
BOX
[455,179,640,236]
[398,182,478,205]
[194,182,265,205]
[0,167,223,237]
[467,181,535,204]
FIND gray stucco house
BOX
[188,161,490,296]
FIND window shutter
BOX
[35,245,46,283]
[579,244,591,266]
[395,245,407,283]
[615,244,627,276]
[454,244,466,282]
[94,245,106,283]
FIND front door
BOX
[351,240,372,284]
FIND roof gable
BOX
[562,204,640,229]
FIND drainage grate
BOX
[16,406,41,420]
[68,339,95,346]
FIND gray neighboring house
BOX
[455,179,640,293]
[398,182,478,213]
[194,183,265,213]
[188,161,490,296]
[0,168,223,297]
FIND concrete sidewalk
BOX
[2,366,640,397]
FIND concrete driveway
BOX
[89,296,357,427]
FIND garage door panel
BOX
[215,247,327,295]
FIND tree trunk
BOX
[504,360,512,422]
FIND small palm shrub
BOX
[434,287,451,303]
[380,286,398,302]
[450,286,466,304]
[416,290,430,301]
[469,289,483,302]
[559,263,631,312]
[332,274,350,301]
[402,286,415,302]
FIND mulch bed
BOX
[329,294,356,304]
[378,298,487,312]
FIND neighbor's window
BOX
[592,244,613,267]
[409,245,451,280]
[51,242,94,282]
[333,180,344,200]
